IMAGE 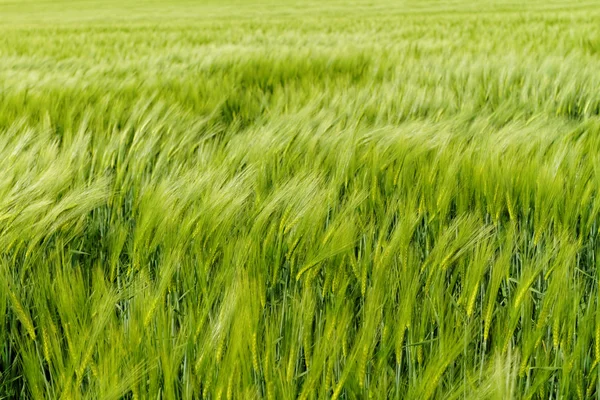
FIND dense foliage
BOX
[1,0,600,398]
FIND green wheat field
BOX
[1,0,600,398]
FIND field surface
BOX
[2,0,600,398]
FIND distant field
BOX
[1,1,600,398]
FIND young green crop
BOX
[1,0,600,398]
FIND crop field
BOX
[2,0,600,398]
